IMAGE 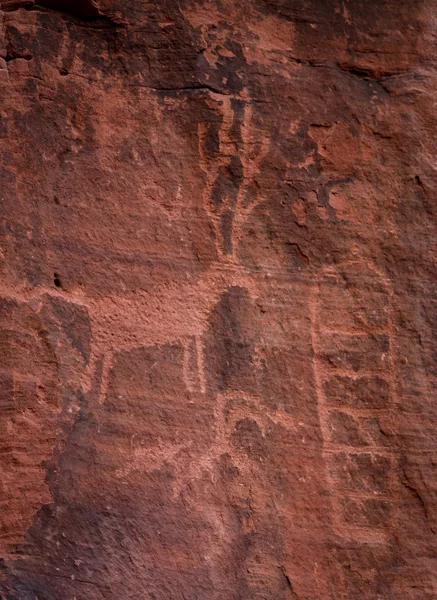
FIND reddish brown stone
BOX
[0,0,436,598]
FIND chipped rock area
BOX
[0,0,436,598]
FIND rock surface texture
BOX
[0,0,436,598]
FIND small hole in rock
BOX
[54,196,60,205]
[54,273,62,288]
[59,68,69,76]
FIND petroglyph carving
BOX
[77,93,270,403]
[0,87,272,420]
[198,91,270,260]
[113,389,296,499]
[171,391,296,497]
[311,260,399,543]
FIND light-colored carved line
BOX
[310,285,349,540]
[181,335,207,394]
[311,366,392,379]
[98,352,112,404]
[229,100,253,258]
[81,350,98,395]
[330,490,394,501]
[182,337,195,393]
[322,444,395,455]
[231,101,270,259]
[217,97,238,258]
[381,267,403,538]
[198,120,223,259]
[199,95,237,259]
[333,528,391,544]
[322,406,392,417]
[10,371,17,412]
[309,284,334,453]
[195,334,207,394]
[295,444,436,455]
[318,326,390,335]
[320,371,391,383]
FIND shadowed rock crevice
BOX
[0,0,99,17]
[36,0,100,18]
[0,0,124,25]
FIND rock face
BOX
[0,0,436,598]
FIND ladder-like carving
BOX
[311,260,399,544]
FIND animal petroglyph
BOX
[79,89,271,405]
[0,89,272,436]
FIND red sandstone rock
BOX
[0,0,436,598]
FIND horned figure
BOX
[198,92,271,261]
